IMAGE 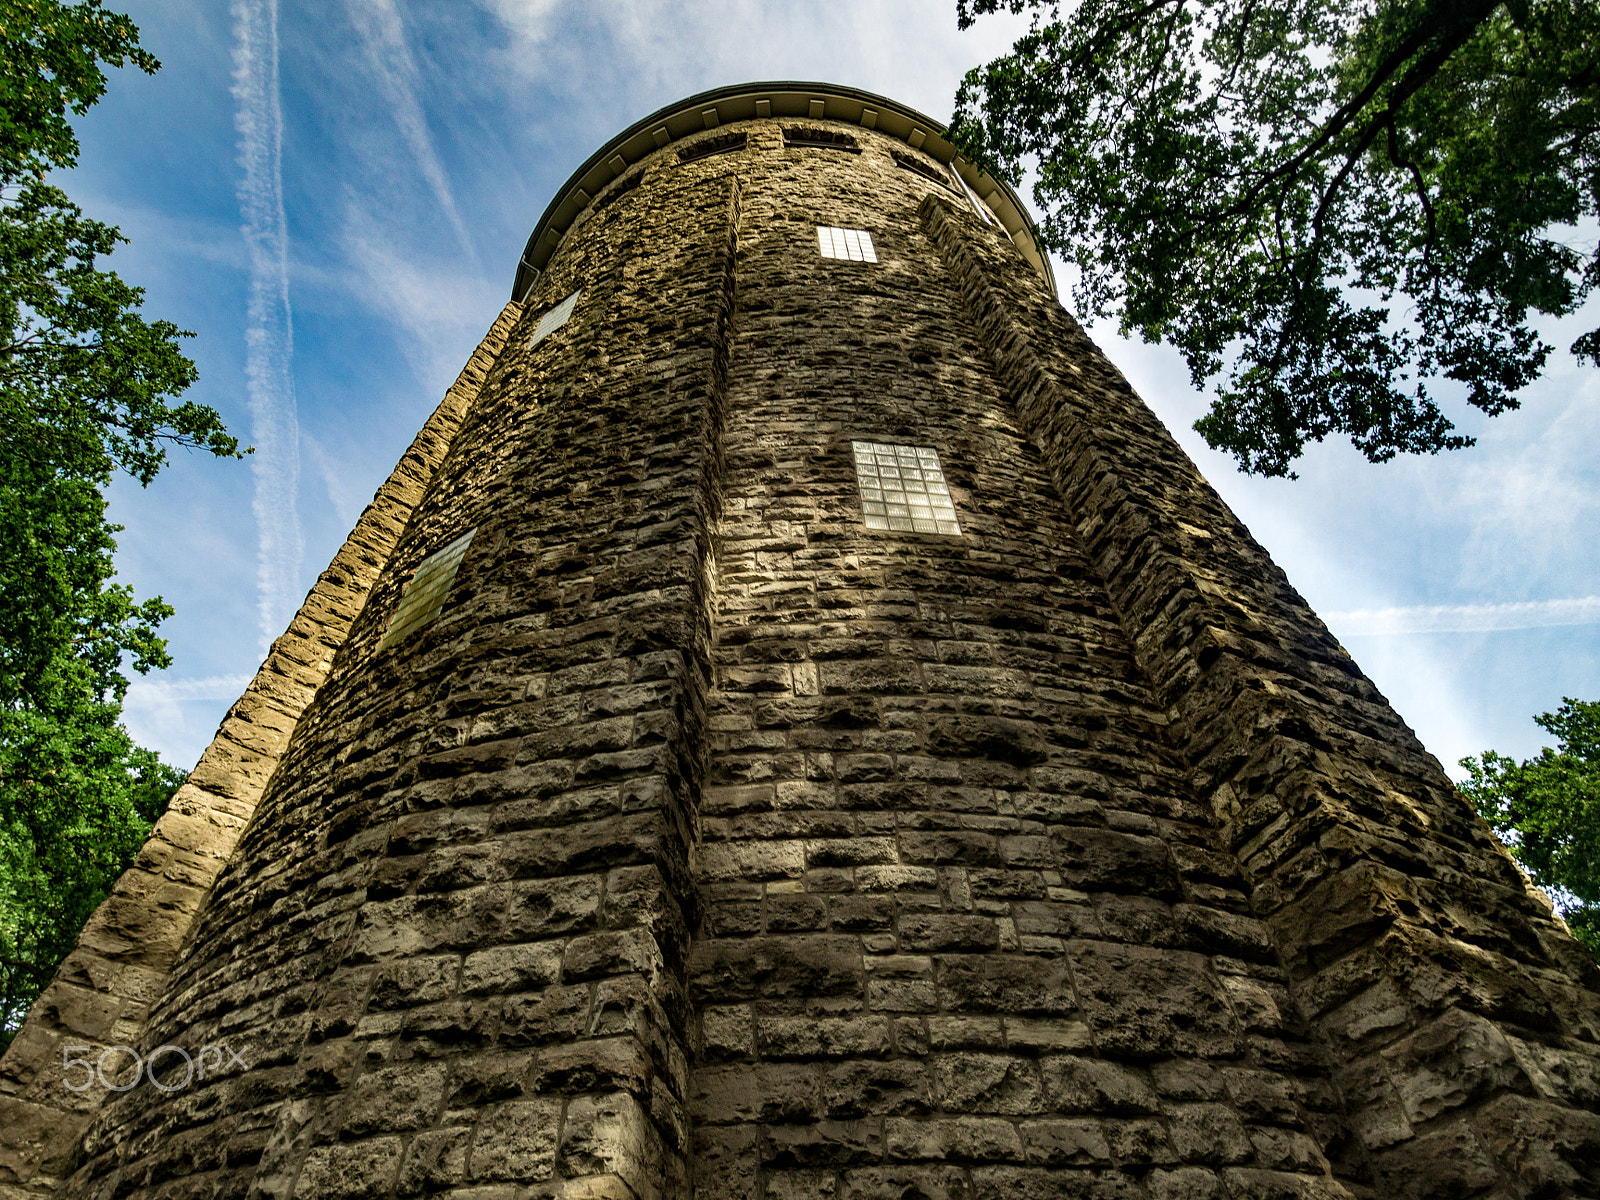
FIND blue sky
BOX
[75,0,1600,776]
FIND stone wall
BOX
[4,97,1596,1200]
[0,300,524,1200]
[920,194,1600,1194]
[687,128,1354,1199]
[49,151,743,1200]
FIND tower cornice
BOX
[511,80,1057,301]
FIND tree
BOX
[951,0,1600,477]
[1460,700,1600,958]
[0,0,244,1046]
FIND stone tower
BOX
[3,82,1599,1200]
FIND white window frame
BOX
[529,289,582,348]
[851,441,961,536]
[816,226,878,263]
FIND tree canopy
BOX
[951,0,1600,476]
[1461,699,1600,957]
[0,0,244,1045]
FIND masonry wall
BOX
[918,194,1600,1197]
[0,300,524,1200]
[687,129,1353,1199]
[7,106,1598,1200]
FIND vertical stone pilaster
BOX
[922,191,1600,1194]
[52,173,741,1200]
[0,300,524,1200]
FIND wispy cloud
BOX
[126,674,256,704]
[1327,597,1600,636]
[476,0,1033,123]
[232,0,304,655]
[343,0,475,262]
[122,674,256,773]
[302,431,370,529]
[335,193,505,391]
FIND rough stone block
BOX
[462,943,562,995]
[342,1064,446,1135]
[758,1015,893,1059]
[557,1092,653,1188]
[294,1138,405,1198]
[1379,1008,1527,1125]
[968,1165,1144,1199]
[532,1036,649,1097]
[1067,943,1241,1058]
[885,1116,1023,1162]
[766,1120,883,1167]
[691,1063,820,1125]
[468,1099,560,1182]
[936,955,1075,1015]
[689,936,862,1002]
[1162,1103,1253,1165]
[1018,1118,1112,1166]
[935,1053,1045,1115]
[840,1166,972,1200]
[1054,828,1181,898]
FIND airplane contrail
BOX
[1326,596,1600,636]
[232,0,304,655]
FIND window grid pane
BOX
[379,528,477,650]
[529,289,581,349]
[851,440,960,536]
[817,226,877,263]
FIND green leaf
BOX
[0,1,244,1043]
[1460,699,1600,961]
[953,0,1600,475]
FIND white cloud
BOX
[232,0,305,656]
[476,0,1032,123]
[302,432,370,529]
[1336,636,1492,776]
[334,193,506,393]
[127,674,256,703]
[122,675,255,773]
[1448,362,1600,593]
[476,0,560,46]
[343,0,476,262]
[1327,597,1600,636]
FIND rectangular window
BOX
[677,131,747,164]
[595,172,642,211]
[529,289,581,348]
[379,528,476,650]
[784,127,860,152]
[892,150,955,191]
[817,226,877,263]
[851,441,961,536]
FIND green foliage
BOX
[1461,700,1600,958]
[0,0,244,1044]
[952,0,1600,476]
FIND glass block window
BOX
[817,226,877,263]
[851,441,961,535]
[379,528,476,650]
[529,289,581,348]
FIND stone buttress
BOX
[2,83,1597,1200]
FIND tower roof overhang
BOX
[511,81,1058,302]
